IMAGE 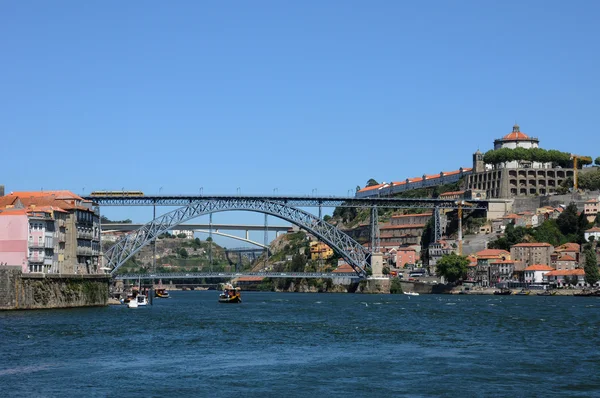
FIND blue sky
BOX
[1,1,599,245]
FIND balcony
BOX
[28,242,45,249]
[77,231,94,240]
[76,247,93,255]
[28,257,44,263]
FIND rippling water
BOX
[1,291,600,397]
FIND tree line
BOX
[483,148,594,168]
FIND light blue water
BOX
[1,291,600,397]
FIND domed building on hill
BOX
[467,124,574,198]
[493,124,539,150]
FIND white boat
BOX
[404,291,419,296]
[136,295,148,306]
[127,299,138,308]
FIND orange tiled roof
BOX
[380,224,426,230]
[489,260,515,264]
[586,199,598,203]
[555,243,580,252]
[524,264,553,271]
[333,263,355,273]
[476,249,510,257]
[586,226,600,233]
[558,254,576,262]
[546,269,585,276]
[439,191,464,197]
[236,276,264,282]
[501,125,531,141]
[0,208,29,216]
[512,242,553,247]
[358,168,472,193]
[391,212,432,218]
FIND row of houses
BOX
[0,190,101,275]
[465,242,597,287]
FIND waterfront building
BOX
[524,264,554,284]
[428,240,456,268]
[474,249,511,287]
[544,269,586,287]
[0,191,100,274]
[552,243,580,265]
[395,246,419,268]
[467,124,574,198]
[510,242,554,271]
[489,260,515,284]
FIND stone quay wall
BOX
[0,266,110,310]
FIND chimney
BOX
[0,185,4,196]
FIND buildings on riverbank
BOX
[0,191,101,275]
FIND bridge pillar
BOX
[370,252,384,277]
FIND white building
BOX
[584,227,600,242]
[492,124,552,169]
[171,229,195,239]
[524,264,553,284]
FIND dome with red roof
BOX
[493,124,539,150]
[502,124,530,140]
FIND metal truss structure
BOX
[433,207,442,243]
[114,272,361,280]
[85,194,488,210]
[104,198,370,277]
[224,247,267,271]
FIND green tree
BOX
[435,253,469,283]
[584,249,600,286]
[290,254,306,272]
[178,248,188,258]
[595,156,600,166]
[557,203,579,236]
[366,178,379,187]
[390,278,403,294]
[382,266,390,275]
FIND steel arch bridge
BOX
[103,198,370,277]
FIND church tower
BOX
[473,149,484,173]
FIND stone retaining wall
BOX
[0,266,110,310]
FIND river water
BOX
[1,291,600,397]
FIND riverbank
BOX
[450,287,598,296]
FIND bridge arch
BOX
[103,198,370,277]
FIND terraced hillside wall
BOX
[0,266,110,310]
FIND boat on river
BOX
[218,283,242,303]
[493,288,512,296]
[516,289,530,296]
[404,291,419,296]
[155,288,170,298]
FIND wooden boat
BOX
[218,283,242,303]
[516,289,530,296]
[155,288,170,298]
[493,288,512,296]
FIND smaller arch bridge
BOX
[103,198,370,277]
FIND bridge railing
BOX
[114,272,361,280]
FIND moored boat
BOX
[404,291,419,296]
[136,294,148,306]
[155,288,170,298]
[493,288,512,296]
[516,289,530,296]
[218,283,242,303]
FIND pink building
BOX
[0,209,30,272]
[396,247,420,268]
